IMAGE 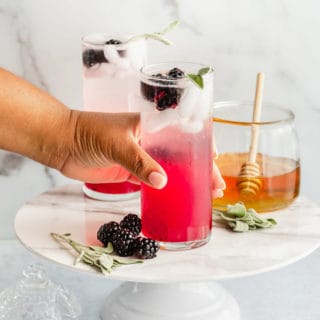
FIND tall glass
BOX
[138,62,214,250]
[82,33,147,201]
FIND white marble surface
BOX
[15,184,320,283]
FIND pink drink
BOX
[141,125,212,243]
[82,34,146,200]
[138,62,214,250]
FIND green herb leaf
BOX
[159,20,180,35]
[187,67,212,89]
[212,202,277,232]
[267,218,277,225]
[231,220,250,232]
[187,74,204,89]
[198,67,211,76]
[227,202,246,217]
[51,233,143,275]
[98,254,114,272]
[126,20,179,45]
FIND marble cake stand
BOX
[15,184,320,320]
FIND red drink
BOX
[141,127,213,243]
[85,182,140,195]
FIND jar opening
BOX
[212,101,294,126]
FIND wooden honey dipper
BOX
[237,72,264,197]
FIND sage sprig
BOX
[51,233,142,275]
[212,202,277,232]
[126,20,180,45]
[187,67,211,89]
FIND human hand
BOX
[60,111,167,189]
[212,141,226,199]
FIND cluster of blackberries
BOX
[141,67,185,111]
[97,214,160,259]
[83,39,124,68]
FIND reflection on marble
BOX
[15,184,320,283]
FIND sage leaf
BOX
[212,202,277,232]
[227,202,246,217]
[159,20,180,35]
[198,67,211,76]
[187,74,203,89]
[232,220,250,232]
[74,250,85,265]
[126,20,179,45]
[267,218,277,225]
[51,233,143,275]
[89,243,113,254]
[98,254,114,272]
[114,256,144,265]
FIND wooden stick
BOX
[248,72,264,163]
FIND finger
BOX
[113,137,167,189]
[212,189,224,198]
[212,138,219,159]
[212,160,226,190]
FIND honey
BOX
[213,153,300,212]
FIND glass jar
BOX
[212,101,300,212]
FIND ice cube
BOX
[128,94,153,112]
[177,86,201,120]
[179,118,203,134]
[194,84,214,121]
[100,63,118,76]
[145,108,179,133]
[104,46,130,69]
[114,68,132,79]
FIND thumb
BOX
[114,137,167,189]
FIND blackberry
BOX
[105,39,122,45]
[82,49,107,68]
[97,221,121,246]
[134,237,160,259]
[113,229,136,256]
[155,88,178,110]
[141,83,181,111]
[120,214,141,237]
[168,67,185,79]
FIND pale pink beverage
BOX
[82,34,146,200]
[138,62,214,250]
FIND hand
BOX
[212,140,226,199]
[60,110,167,189]
[60,110,225,198]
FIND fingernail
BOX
[148,171,167,189]
[215,189,224,198]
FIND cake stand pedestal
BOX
[15,184,320,320]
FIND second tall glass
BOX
[82,33,147,201]
[138,62,214,250]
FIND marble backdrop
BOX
[0,0,319,239]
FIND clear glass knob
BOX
[0,264,81,320]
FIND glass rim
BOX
[212,100,295,126]
[140,62,214,84]
[81,33,143,46]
